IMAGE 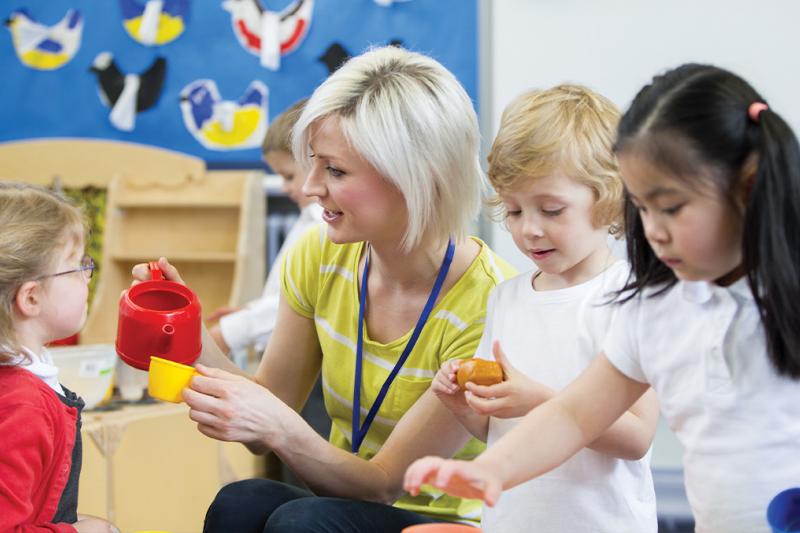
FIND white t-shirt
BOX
[478,261,657,533]
[603,277,800,533]
[220,203,323,352]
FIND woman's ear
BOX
[736,152,759,211]
[14,281,43,318]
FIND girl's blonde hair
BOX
[0,183,86,363]
[487,84,623,234]
[292,46,483,252]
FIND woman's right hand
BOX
[130,256,186,285]
[431,359,472,417]
[184,364,298,449]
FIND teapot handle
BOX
[148,261,164,281]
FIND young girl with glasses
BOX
[0,183,117,533]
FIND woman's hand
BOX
[404,456,503,507]
[130,256,185,285]
[183,364,293,449]
[464,340,554,419]
[431,359,472,417]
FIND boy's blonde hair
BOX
[487,84,623,233]
[262,97,308,156]
[293,46,483,252]
[0,183,86,363]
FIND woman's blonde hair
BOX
[293,45,483,251]
[487,84,623,233]
[0,183,86,363]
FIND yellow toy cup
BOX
[147,356,198,403]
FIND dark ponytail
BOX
[743,110,800,377]
[615,64,800,378]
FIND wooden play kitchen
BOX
[0,139,267,529]
[0,138,265,346]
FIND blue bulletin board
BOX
[0,0,478,167]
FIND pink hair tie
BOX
[748,102,769,122]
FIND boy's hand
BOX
[404,456,503,507]
[208,324,232,355]
[431,359,472,417]
[464,340,554,419]
[206,306,241,323]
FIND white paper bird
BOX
[5,9,83,70]
[221,0,313,70]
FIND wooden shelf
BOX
[115,200,243,208]
[0,138,205,188]
[0,140,265,345]
[110,252,238,262]
[82,169,265,344]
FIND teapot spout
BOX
[159,324,175,356]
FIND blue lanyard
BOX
[351,239,455,454]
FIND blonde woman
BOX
[134,46,515,531]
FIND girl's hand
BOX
[130,256,185,285]
[464,340,554,419]
[183,364,292,448]
[404,456,503,507]
[431,359,472,417]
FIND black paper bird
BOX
[89,52,166,131]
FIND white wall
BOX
[484,0,800,271]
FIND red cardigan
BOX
[0,366,78,533]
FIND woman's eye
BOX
[542,208,564,217]
[662,203,685,215]
[326,165,344,177]
[504,209,521,218]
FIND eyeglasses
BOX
[37,255,96,282]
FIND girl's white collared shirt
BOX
[604,277,800,533]
[12,346,65,395]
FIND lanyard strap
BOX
[351,239,455,454]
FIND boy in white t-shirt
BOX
[430,85,659,532]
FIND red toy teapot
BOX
[116,262,202,370]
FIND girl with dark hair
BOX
[405,64,800,533]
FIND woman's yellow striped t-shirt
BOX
[280,225,516,523]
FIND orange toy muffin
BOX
[456,358,503,389]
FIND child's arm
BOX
[432,359,490,440]
[465,342,658,460]
[404,353,649,505]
